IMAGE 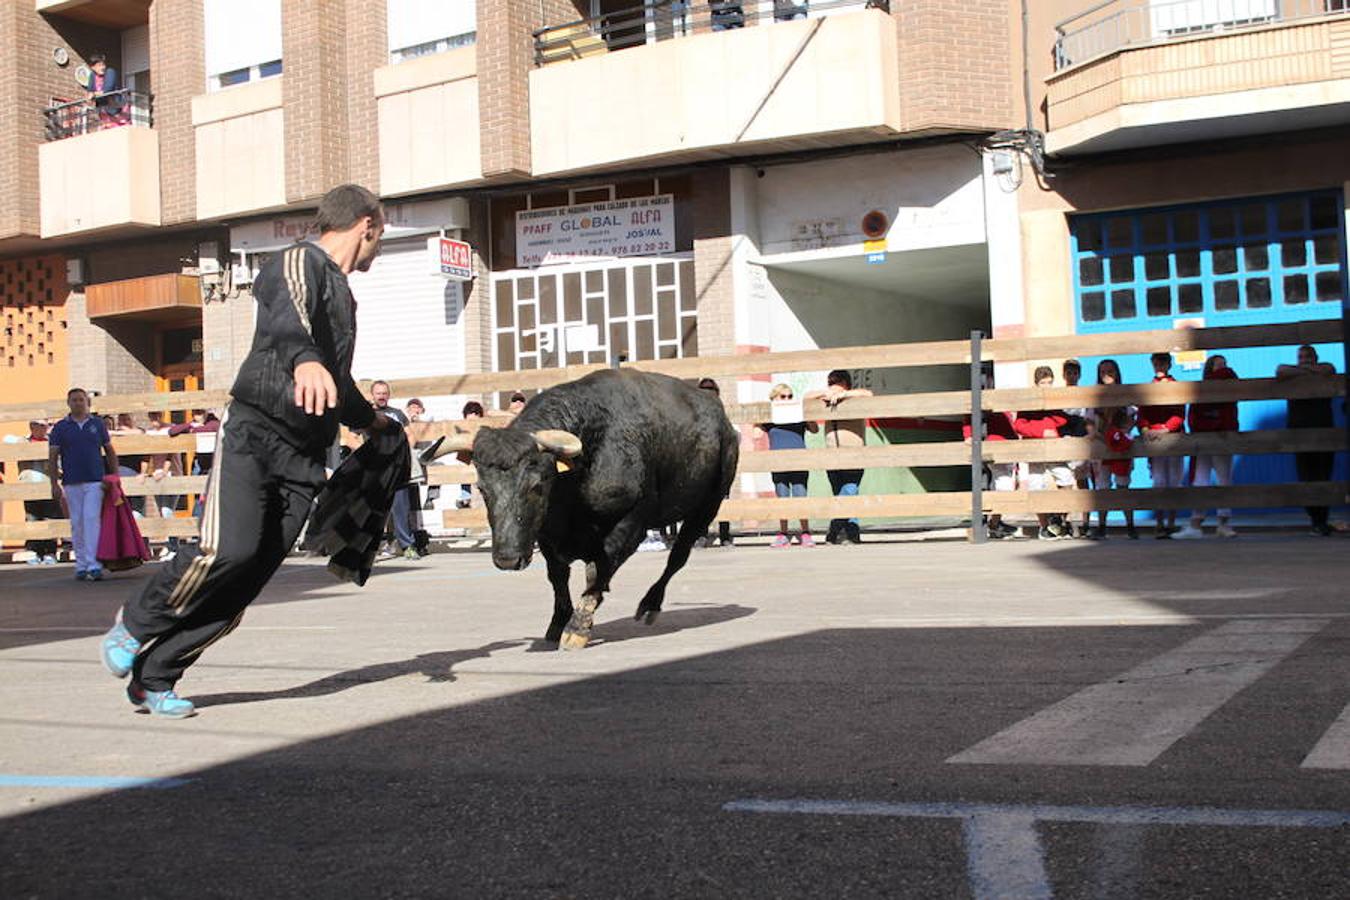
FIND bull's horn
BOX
[427,429,475,460]
[533,429,582,458]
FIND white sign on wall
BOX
[516,195,675,267]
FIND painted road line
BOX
[0,774,192,790]
[724,799,1350,900]
[1302,702,1350,770]
[946,618,1329,767]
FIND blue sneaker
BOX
[74,569,87,581]
[141,689,196,719]
[100,619,141,679]
[87,567,104,582]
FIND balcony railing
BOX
[1054,0,1350,70]
[533,0,889,66]
[43,90,152,141]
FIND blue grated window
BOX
[1071,191,1346,329]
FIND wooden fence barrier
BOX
[1,320,1344,545]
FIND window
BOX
[387,0,477,64]
[1071,191,1347,328]
[205,0,282,91]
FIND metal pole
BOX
[970,330,986,544]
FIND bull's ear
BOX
[532,429,582,458]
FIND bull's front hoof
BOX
[633,608,660,626]
[559,629,591,651]
[560,594,600,651]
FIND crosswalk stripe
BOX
[947,618,1329,767]
[1301,703,1350,770]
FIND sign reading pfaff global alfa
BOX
[429,236,474,281]
[516,195,675,267]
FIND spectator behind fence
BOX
[48,387,118,581]
[1176,355,1240,540]
[22,419,60,565]
[404,398,439,526]
[806,369,873,544]
[964,368,1019,540]
[696,377,734,548]
[1057,359,1094,538]
[1277,345,1338,536]
[1092,358,1138,540]
[758,383,819,548]
[370,380,419,560]
[1137,351,1186,539]
[457,401,485,509]
[1015,366,1074,541]
[146,413,184,560]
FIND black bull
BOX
[444,370,739,650]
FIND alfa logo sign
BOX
[429,236,473,281]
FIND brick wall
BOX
[149,0,204,225]
[690,169,735,358]
[283,0,352,204]
[63,292,156,397]
[344,0,386,193]
[477,1,537,179]
[1,1,117,239]
[894,0,1016,134]
[203,290,255,391]
[462,198,495,374]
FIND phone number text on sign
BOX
[516,195,676,267]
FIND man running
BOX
[100,184,392,718]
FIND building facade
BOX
[1,0,1346,513]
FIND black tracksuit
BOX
[122,242,374,691]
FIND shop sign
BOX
[430,236,474,281]
[230,197,470,253]
[516,195,675,267]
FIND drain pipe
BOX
[1021,0,1034,133]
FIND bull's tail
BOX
[716,421,740,504]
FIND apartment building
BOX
[1,0,1345,488]
[1020,0,1350,485]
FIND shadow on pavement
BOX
[193,604,757,708]
[2,620,1347,897]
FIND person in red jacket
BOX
[1176,355,1240,539]
[1136,352,1186,538]
[1091,358,1139,540]
[1015,366,1073,540]
[963,369,1019,539]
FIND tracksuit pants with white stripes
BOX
[121,403,326,692]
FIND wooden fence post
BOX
[969,330,985,544]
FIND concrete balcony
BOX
[1047,2,1350,155]
[38,123,161,238]
[528,5,902,177]
[86,273,202,324]
[192,78,287,220]
[35,0,149,28]
[375,46,483,196]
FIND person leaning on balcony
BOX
[86,53,126,127]
[1277,344,1338,537]
[805,369,873,544]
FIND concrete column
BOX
[982,152,1029,388]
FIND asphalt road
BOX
[1,534,1347,898]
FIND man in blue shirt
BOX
[48,388,118,581]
